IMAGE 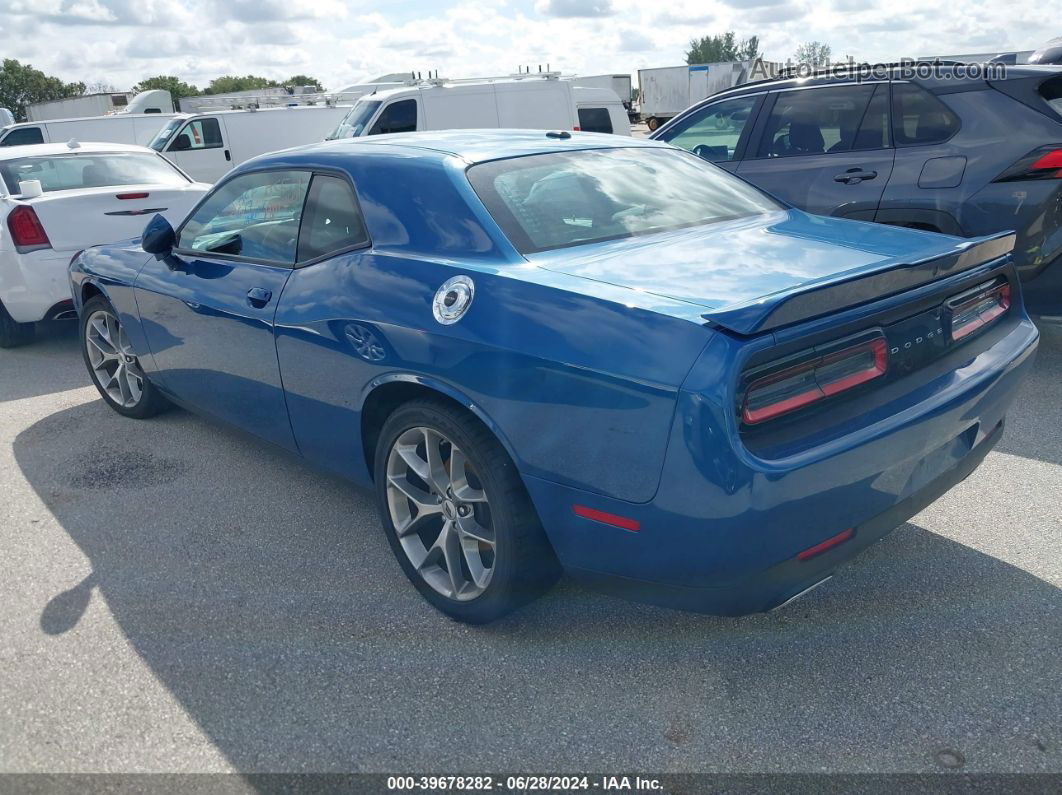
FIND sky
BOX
[1,0,1049,92]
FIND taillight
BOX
[947,280,1010,342]
[993,145,1062,182]
[742,334,888,425]
[116,192,149,200]
[6,204,50,252]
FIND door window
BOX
[851,84,890,150]
[369,100,417,135]
[757,84,878,158]
[178,170,311,264]
[656,96,758,162]
[577,108,613,134]
[169,118,223,151]
[296,175,369,262]
[891,83,960,146]
[1,126,44,146]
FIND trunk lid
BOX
[17,184,206,252]
[529,210,1015,334]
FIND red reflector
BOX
[797,528,854,561]
[573,126,581,131]
[949,282,1010,342]
[6,205,50,250]
[742,336,888,425]
[116,192,149,200]
[572,504,640,532]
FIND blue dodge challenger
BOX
[70,130,1039,623]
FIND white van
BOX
[0,113,176,148]
[326,74,631,140]
[147,105,352,183]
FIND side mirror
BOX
[169,134,191,152]
[142,213,175,256]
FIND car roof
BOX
[708,62,1062,101]
[269,129,666,166]
[0,141,157,160]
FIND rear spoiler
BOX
[700,232,1016,335]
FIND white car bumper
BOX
[0,248,76,324]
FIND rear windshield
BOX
[468,147,781,254]
[0,152,189,194]
[326,100,382,140]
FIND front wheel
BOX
[375,399,560,623]
[81,295,169,418]
[0,300,35,348]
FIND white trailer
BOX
[637,60,778,131]
[27,93,133,122]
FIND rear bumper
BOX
[0,248,75,323]
[523,315,1038,616]
[565,419,1001,615]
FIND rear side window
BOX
[757,84,878,158]
[891,83,960,146]
[578,108,613,134]
[170,118,223,151]
[297,175,369,261]
[1039,75,1062,120]
[1,127,44,147]
[658,95,757,162]
[369,100,417,135]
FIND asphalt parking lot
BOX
[0,320,1059,775]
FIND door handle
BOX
[224,149,231,162]
[246,287,272,308]
[834,168,878,184]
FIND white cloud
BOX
[0,0,1050,94]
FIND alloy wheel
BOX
[85,309,144,409]
[385,426,496,601]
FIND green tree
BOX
[282,75,324,92]
[0,59,85,122]
[793,41,832,68]
[131,75,199,107]
[685,32,761,65]
[204,75,278,95]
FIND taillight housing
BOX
[946,280,1010,342]
[6,204,51,253]
[993,145,1062,182]
[741,333,888,425]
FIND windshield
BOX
[148,118,183,152]
[468,147,782,254]
[326,100,381,140]
[0,152,189,194]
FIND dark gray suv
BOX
[651,64,1062,311]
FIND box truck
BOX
[637,60,779,130]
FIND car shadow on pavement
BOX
[0,321,85,403]
[994,320,1062,466]
[13,398,1062,772]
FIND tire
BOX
[80,295,169,419]
[375,398,560,623]
[646,116,660,132]
[0,300,35,348]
